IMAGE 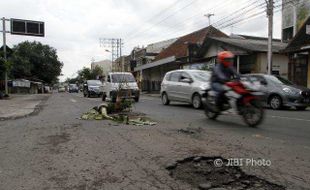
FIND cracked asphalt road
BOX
[0,92,309,190]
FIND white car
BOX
[101,72,140,102]
[160,69,211,109]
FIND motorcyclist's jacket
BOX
[211,63,239,84]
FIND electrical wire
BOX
[125,0,255,46]
[125,0,188,38]
[126,0,201,40]
[124,0,300,52]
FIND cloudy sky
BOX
[0,0,282,81]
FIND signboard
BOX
[282,0,294,29]
[10,18,44,37]
[12,80,31,88]
[307,25,310,35]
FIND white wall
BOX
[91,60,112,76]
[257,53,289,78]
[203,42,248,58]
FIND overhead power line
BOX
[135,0,265,42]
[125,0,187,38]
[126,0,200,41]
[124,0,297,51]
[124,0,244,46]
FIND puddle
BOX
[166,156,285,190]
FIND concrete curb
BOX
[0,95,50,121]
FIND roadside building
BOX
[8,79,43,94]
[195,35,288,76]
[283,16,310,87]
[133,25,289,92]
[91,60,112,76]
[134,26,226,92]
[123,55,131,72]
[114,55,133,72]
[129,39,177,90]
[282,0,310,42]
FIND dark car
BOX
[83,80,103,97]
[68,84,79,93]
[244,74,310,110]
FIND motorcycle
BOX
[202,79,265,127]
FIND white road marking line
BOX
[269,115,310,122]
[70,98,77,103]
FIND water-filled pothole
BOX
[166,156,285,190]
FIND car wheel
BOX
[192,94,202,109]
[162,93,170,105]
[269,95,282,110]
[296,106,307,111]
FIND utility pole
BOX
[99,38,123,72]
[1,17,8,95]
[204,14,214,26]
[266,0,273,75]
[119,38,123,72]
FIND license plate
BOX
[304,98,310,103]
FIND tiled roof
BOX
[155,25,228,60]
[284,16,310,52]
[209,36,287,53]
[146,38,178,54]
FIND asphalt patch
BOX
[166,156,285,190]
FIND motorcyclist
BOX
[211,51,240,111]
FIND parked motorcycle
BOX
[203,79,265,127]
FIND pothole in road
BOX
[39,132,71,154]
[166,156,285,190]
[46,132,71,147]
[178,127,202,135]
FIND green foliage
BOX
[67,65,104,84]
[107,99,133,114]
[10,41,63,84]
[0,49,13,79]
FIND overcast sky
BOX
[0,0,282,81]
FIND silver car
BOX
[244,74,310,110]
[160,69,211,109]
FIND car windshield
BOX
[190,71,210,82]
[267,75,294,85]
[87,80,102,86]
[112,74,136,83]
[69,84,77,88]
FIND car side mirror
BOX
[180,78,193,83]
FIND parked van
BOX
[101,72,140,102]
